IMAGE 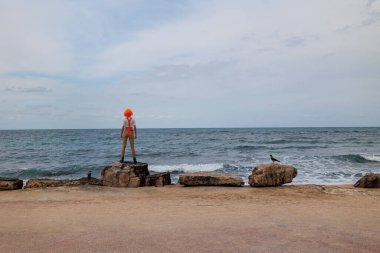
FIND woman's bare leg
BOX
[129,133,136,159]
[120,134,128,162]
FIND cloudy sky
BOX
[0,0,379,129]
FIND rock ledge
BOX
[25,177,101,188]
[179,172,244,187]
[101,161,163,187]
[0,177,23,191]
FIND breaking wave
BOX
[361,155,380,162]
[334,154,380,163]
[149,163,224,173]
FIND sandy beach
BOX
[1,185,379,253]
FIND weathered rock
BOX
[354,173,380,188]
[179,172,244,187]
[129,177,141,188]
[101,161,149,188]
[249,163,297,187]
[25,179,79,188]
[25,177,101,188]
[145,172,171,187]
[78,177,102,186]
[0,177,23,191]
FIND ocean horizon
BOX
[1,126,379,130]
[1,127,379,185]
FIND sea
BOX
[0,128,379,185]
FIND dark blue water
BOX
[0,128,379,184]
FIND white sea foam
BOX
[150,163,224,173]
[361,154,380,162]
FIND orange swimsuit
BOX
[125,117,133,135]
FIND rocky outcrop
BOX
[354,173,380,188]
[101,161,149,188]
[25,177,102,188]
[23,161,170,189]
[179,172,244,187]
[145,172,171,187]
[0,177,23,191]
[249,163,297,187]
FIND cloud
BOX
[285,36,306,47]
[367,0,378,7]
[4,86,52,93]
[137,114,175,120]
[82,0,379,78]
[0,77,57,93]
[0,1,73,75]
[285,35,319,47]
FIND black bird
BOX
[270,155,280,163]
[87,170,92,179]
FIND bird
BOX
[87,170,92,179]
[270,154,280,163]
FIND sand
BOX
[1,184,379,253]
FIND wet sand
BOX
[1,185,379,253]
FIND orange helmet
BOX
[124,108,133,117]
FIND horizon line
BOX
[1,126,380,131]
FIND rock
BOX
[25,177,101,188]
[78,177,102,186]
[179,172,244,187]
[101,161,149,188]
[25,179,80,188]
[0,177,23,191]
[354,173,380,188]
[249,163,297,187]
[145,172,171,187]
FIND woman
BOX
[120,108,137,163]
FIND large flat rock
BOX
[249,163,297,187]
[101,161,149,188]
[145,172,171,187]
[179,172,244,187]
[25,177,101,188]
[354,173,380,188]
[0,177,23,191]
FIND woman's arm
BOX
[120,125,124,138]
[134,125,137,139]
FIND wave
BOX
[277,145,328,150]
[334,154,380,163]
[139,152,167,158]
[4,166,88,179]
[263,140,322,145]
[233,145,267,151]
[361,155,380,162]
[264,140,288,144]
[149,163,224,173]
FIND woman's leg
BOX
[128,132,136,162]
[120,133,128,162]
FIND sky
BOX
[0,0,379,129]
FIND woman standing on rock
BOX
[120,108,137,163]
